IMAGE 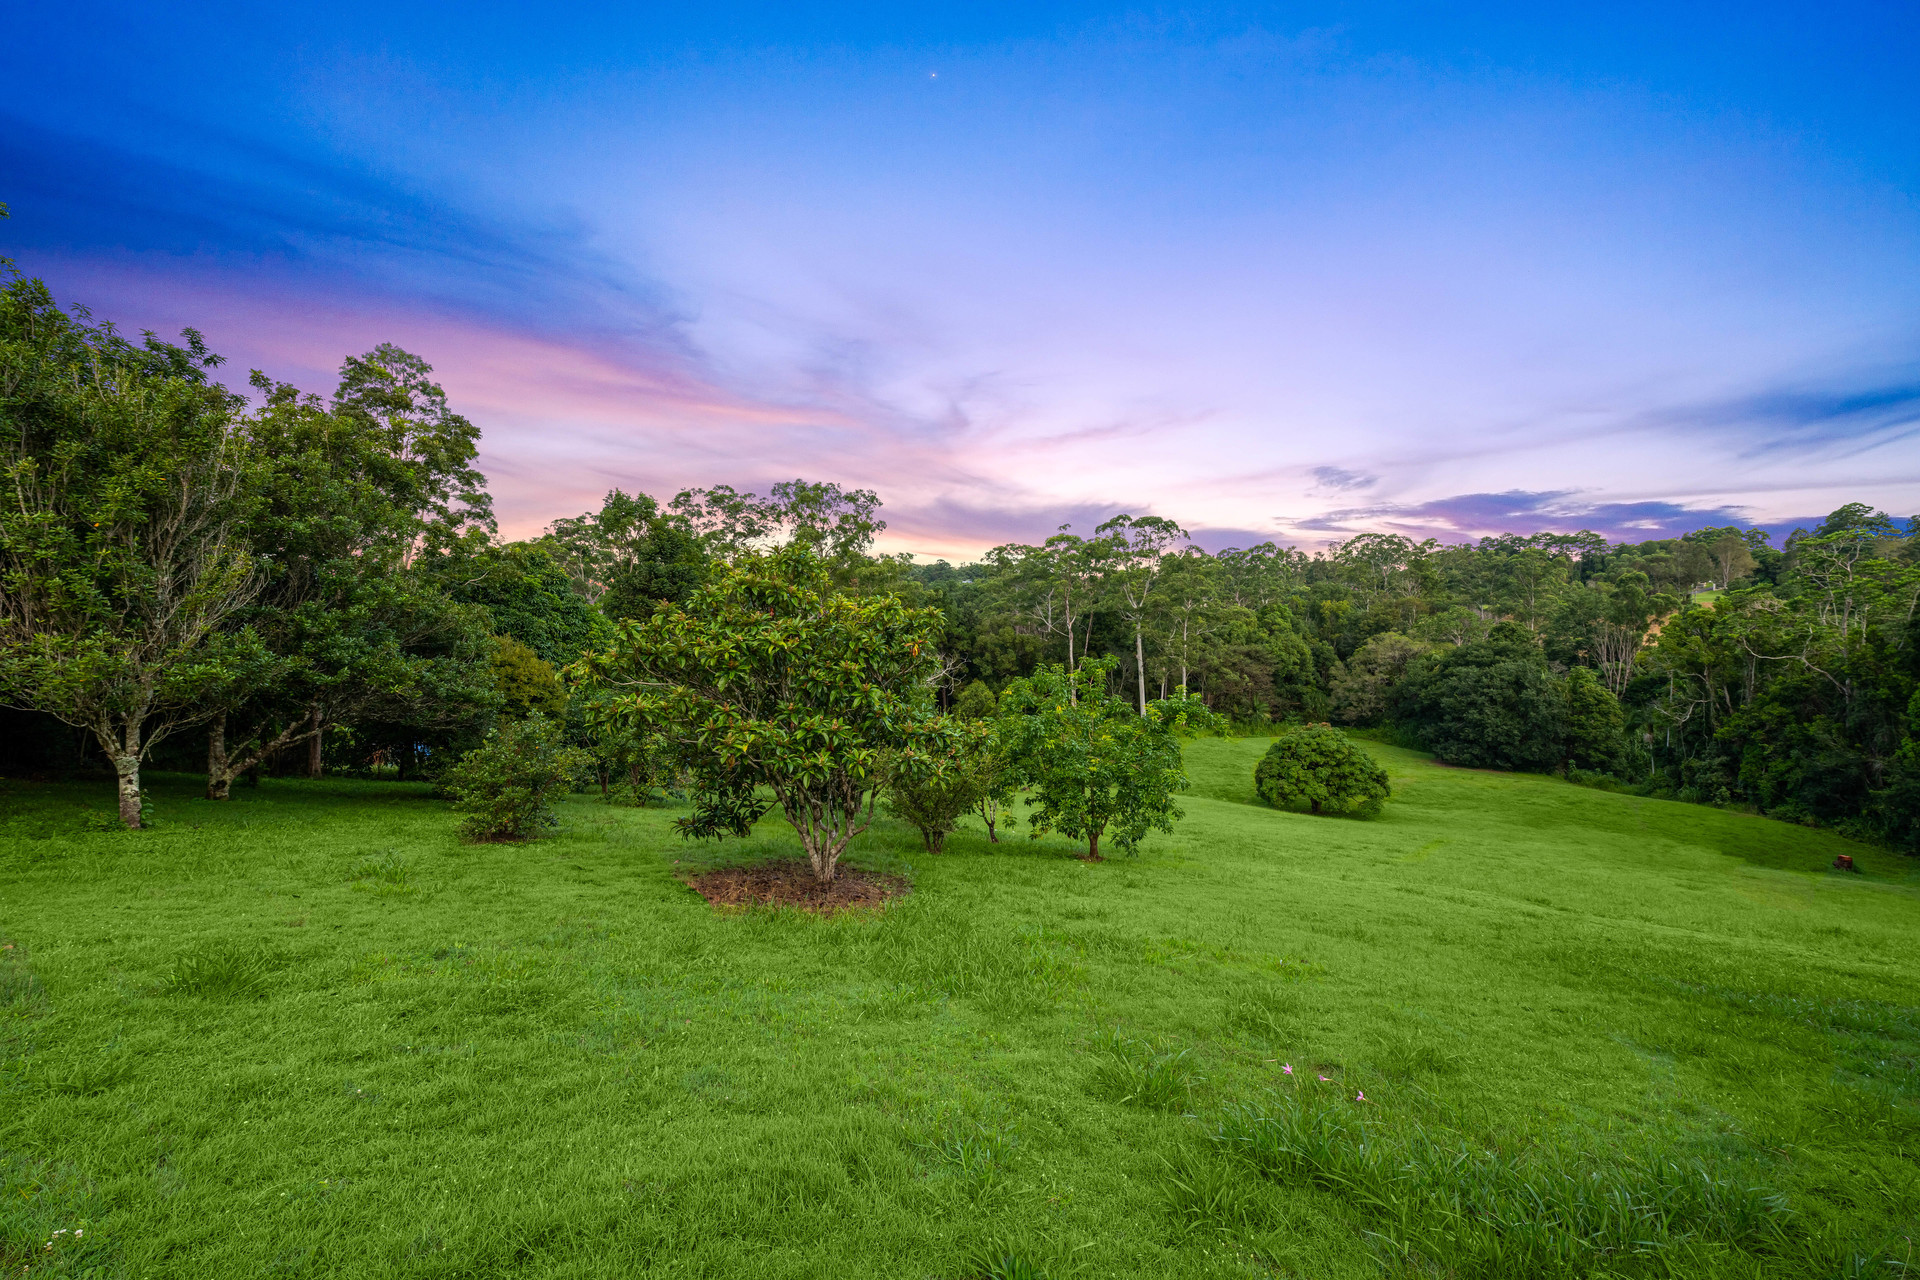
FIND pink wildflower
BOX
[1356,1090,1367,1102]
[1281,1063,1293,1075]
[1317,1074,1330,1082]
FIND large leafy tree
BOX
[200,361,502,797]
[577,547,945,881]
[1000,658,1210,858]
[543,488,710,619]
[0,273,267,825]
[1391,623,1567,772]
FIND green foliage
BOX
[1391,623,1567,772]
[489,635,565,720]
[198,360,502,799]
[886,720,997,854]
[441,713,589,841]
[0,271,270,825]
[1253,724,1390,817]
[1000,659,1210,857]
[1562,666,1626,774]
[576,546,945,880]
[446,541,612,668]
[1327,632,1427,725]
[953,679,999,720]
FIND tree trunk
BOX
[206,713,231,800]
[1087,829,1100,859]
[113,740,142,830]
[984,797,999,843]
[306,709,324,778]
[1134,624,1147,714]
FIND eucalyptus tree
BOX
[669,478,884,568]
[0,274,267,825]
[1095,513,1188,712]
[985,527,1107,675]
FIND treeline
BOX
[4,262,1918,850]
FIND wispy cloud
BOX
[1287,489,1816,545]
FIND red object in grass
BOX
[1833,854,1857,873]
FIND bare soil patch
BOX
[681,861,911,914]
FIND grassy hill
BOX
[2,740,1915,1278]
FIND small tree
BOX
[442,713,589,841]
[953,680,1019,842]
[1254,724,1390,817]
[886,720,990,853]
[1001,658,1210,858]
[575,547,943,882]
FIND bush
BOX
[442,713,589,841]
[1254,724,1390,818]
[887,724,989,854]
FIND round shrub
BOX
[1254,724,1390,818]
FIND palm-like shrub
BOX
[1254,724,1390,818]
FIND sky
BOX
[5,2,1918,559]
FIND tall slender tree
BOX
[1095,513,1188,712]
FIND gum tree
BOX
[576,546,945,881]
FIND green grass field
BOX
[3,740,1916,1278]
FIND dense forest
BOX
[5,264,1919,851]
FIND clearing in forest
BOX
[1,738,1915,1278]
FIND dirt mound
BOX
[681,861,910,914]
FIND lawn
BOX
[2,740,1916,1278]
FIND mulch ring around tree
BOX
[679,861,911,915]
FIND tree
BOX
[669,479,884,567]
[491,636,566,719]
[0,274,268,826]
[986,528,1107,676]
[1096,513,1189,712]
[1390,623,1567,772]
[885,719,999,853]
[330,343,493,559]
[199,366,502,797]
[1562,667,1626,774]
[544,488,710,619]
[951,679,1019,841]
[1329,632,1428,725]
[575,547,944,882]
[444,541,611,667]
[1684,526,1759,591]
[600,520,708,623]
[1254,724,1390,817]
[1000,658,1209,858]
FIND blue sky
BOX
[6,2,1917,555]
